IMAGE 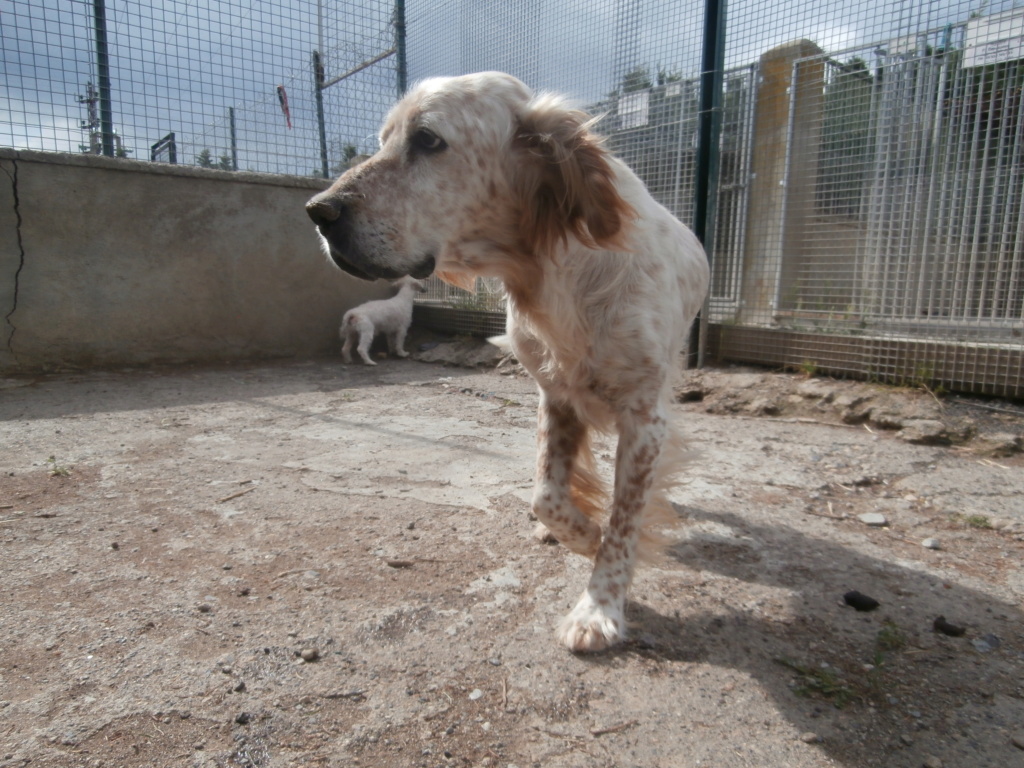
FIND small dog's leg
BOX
[347,315,376,366]
[531,396,602,559]
[392,327,410,358]
[340,323,355,364]
[557,399,668,653]
[356,331,376,365]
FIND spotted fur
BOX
[307,72,710,652]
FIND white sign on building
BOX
[964,8,1024,68]
[618,90,650,130]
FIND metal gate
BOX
[790,18,1024,338]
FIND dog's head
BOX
[393,275,428,294]
[306,72,634,287]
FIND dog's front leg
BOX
[391,327,410,358]
[557,401,667,652]
[532,396,603,559]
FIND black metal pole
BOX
[313,50,329,179]
[691,0,726,367]
[394,0,407,97]
[92,0,115,157]
[229,107,238,171]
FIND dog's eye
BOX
[410,128,447,153]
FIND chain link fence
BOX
[3,0,1022,395]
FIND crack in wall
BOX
[3,157,25,357]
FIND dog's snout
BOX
[305,193,344,227]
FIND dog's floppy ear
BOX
[514,95,635,257]
[436,271,478,292]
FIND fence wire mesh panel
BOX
[403,0,709,325]
[4,0,1022,395]
[718,0,1024,397]
[2,0,399,176]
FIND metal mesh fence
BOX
[2,0,398,176]
[404,0,709,326]
[3,0,1022,395]
[716,1,1024,396]
[404,0,1023,398]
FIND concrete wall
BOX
[0,148,392,373]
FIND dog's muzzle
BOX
[305,191,435,282]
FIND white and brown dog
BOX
[340,275,426,365]
[307,72,709,652]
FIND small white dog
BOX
[340,276,427,365]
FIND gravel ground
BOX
[1,351,1022,768]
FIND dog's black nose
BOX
[306,193,343,226]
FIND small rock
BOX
[234,712,251,725]
[299,648,320,663]
[468,688,484,700]
[675,384,706,403]
[970,633,1000,653]
[933,616,965,637]
[796,379,837,401]
[922,756,943,768]
[1011,732,1024,750]
[843,590,880,611]
[921,538,941,550]
[900,733,914,746]
[747,397,781,416]
[233,681,246,693]
[197,604,212,614]
[971,432,1022,457]
[858,512,888,527]
[416,340,506,368]
[868,409,906,430]
[898,420,948,445]
[487,658,502,666]
[799,731,822,744]
[842,401,876,424]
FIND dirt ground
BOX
[1,342,1022,768]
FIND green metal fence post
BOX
[692,0,727,367]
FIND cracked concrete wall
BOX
[1,154,21,372]
[0,149,392,373]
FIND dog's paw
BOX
[556,592,626,653]
[533,522,559,545]
[361,359,378,366]
[396,350,410,358]
[532,522,601,558]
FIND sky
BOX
[2,0,1021,176]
